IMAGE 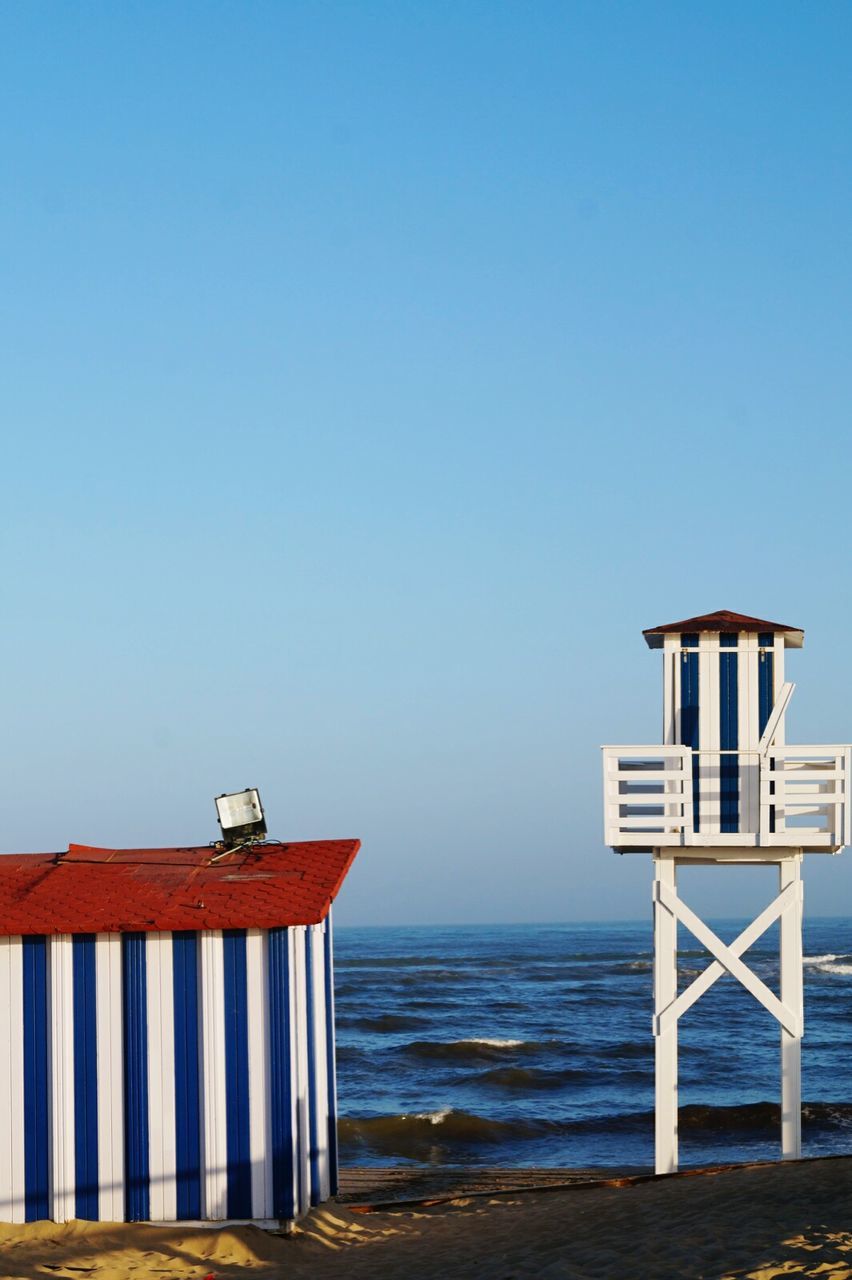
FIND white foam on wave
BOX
[413,1108,453,1125]
[460,1038,525,1048]
[803,954,852,976]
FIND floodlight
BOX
[215,788,267,848]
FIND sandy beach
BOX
[0,1158,850,1280]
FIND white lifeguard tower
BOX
[602,610,851,1174]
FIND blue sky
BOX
[2,2,852,924]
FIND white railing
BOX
[762,746,852,848]
[602,745,694,847]
[602,744,852,850]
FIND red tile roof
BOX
[0,839,360,937]
[643,610,804,649]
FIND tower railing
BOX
[602,744,852,850]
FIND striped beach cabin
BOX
[0,837,359,1227]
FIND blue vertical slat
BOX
[680,634,700,831]
[268,928,294,1220]
[22,935,49,1222]
[122,933,150,1222]
[172,932,201,1221]
[720,635,739,833]
[73,934,99,1219]
[759,633,776,832]
[223,930,252,1219]
[323,917,338,1196]
[305,929,320,1206]
[758,634,775,732]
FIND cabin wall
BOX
[0,918,337,1225]
[662,631,785,834]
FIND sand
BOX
[0,1158,850,1279]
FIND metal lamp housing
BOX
[215,788,267,848]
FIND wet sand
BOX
[0,1157,850,1279]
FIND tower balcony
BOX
[602,743,852,855]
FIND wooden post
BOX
[779,857,803,1159]
[653,857,678,1174]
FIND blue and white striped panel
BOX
[0,925,337,1226]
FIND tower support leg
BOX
[653,857,678,1174]
[779,857,803,1159]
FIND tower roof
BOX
[643,610,804,649]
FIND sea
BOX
[334,920,852,1171]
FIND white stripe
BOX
[285,929,299,1221]
[292,927,310,1218]
[325,910,339,1195]
[200,931,228,1220]
[663,634,678,744]
[246,930,271,1220]
[146,933,177,1221]
[0,938,25,1222]
[310,924,330,1201]
[774,635,786,741]
[49,935,76,1222]
[772,635,787,833]
[96,934,124,1222]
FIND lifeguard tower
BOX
[602,610,851,1173]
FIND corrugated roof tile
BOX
[0,839,360,937]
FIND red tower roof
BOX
[643,610,804,649]
[0,839,360,937]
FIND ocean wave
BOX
[338,1108,559,1158]
[595,1041,651,1061]
[338,1101,852,1161]
[474,1066,590,1091]
[336,956,450,969]
[401,1037,547,1062]
[804,954,852,976]
[338,1013,429,1033]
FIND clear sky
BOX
[2,2,852,925]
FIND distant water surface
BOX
[334,920,852,1169]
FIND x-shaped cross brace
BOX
[653,880,802,1039]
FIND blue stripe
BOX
[73,935,99,1219]
[122,933,150,1222]
[680,645,700,830]
[759,639,776,832]
[268,928,294,1219]
[305,929,320,1206]
[719,643,739,833]
[223,930,252,1219]
[759,645,774,733]
[172,932,201,1221]
[323,916,338,1196]
[22,936,49,1222]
